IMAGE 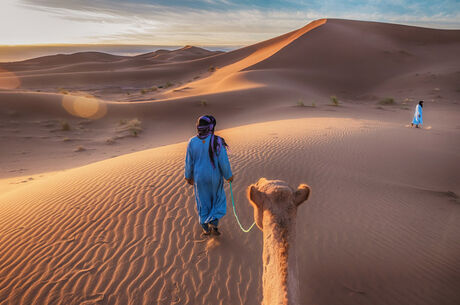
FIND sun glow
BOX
[61,94,107,119]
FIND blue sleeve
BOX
[185,141,193,179]
[218,145,232,180]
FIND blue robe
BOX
[185,135,232,224]
[412,104,423,125]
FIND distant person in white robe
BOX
[411,100,423,128]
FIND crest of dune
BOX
[165,19,327,96]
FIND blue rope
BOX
[229,181,256,233]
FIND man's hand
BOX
[185,178,194,185]
[227,176,234,182]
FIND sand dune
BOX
[0,117,459,305]
[0,19,460,305]
[1,19,458,102]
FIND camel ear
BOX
[294,184,311,206]
[248,184,263,209]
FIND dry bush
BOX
[117,118,142,138]
[60,120,71,131]
[330,96,339,106]
[378,97,395,105]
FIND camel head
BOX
[247,178,311,230]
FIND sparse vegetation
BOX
[63,137,71,142]
[74,146,86,152]
[330,96,339,106]
[106,137,116,144]
[60,120,71,131]
[165,81,174,88]
[378,97,395,105]
[117,118,142,138]
[297,100,305,107]
[140,86,158,94]
[311,102,316,108]
[58,88,69,95]
[200,100,208,107]
[208,66,216,72]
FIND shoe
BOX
[209,224,221,236]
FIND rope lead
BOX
[229,181,256,233]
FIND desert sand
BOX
[0,19,459,305]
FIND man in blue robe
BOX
[185,115,233,236]
[411,100,424,128]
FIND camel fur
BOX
[247,178,311,305]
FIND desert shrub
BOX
[208,66,216,72]
[150,86,158,91]
[200,100,208,107]
[119,119,127,125]
[330,96,339,106]
[60,120,71,131]
[63,137,71,142]
[106,137,115,144]
[297,100,305,107]
[74,146,86,152]
[141,89,147,94]
[165,81,174,88]
[58,88,69,95]
[311,102,316,108]
[117,118,142,137]
[378,97,395,105]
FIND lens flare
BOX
[0,68,20,89]
[62,94,107,119]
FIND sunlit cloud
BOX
[0,0,458,46]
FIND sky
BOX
[0,0,459,46]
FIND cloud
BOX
[4,0,460,45]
